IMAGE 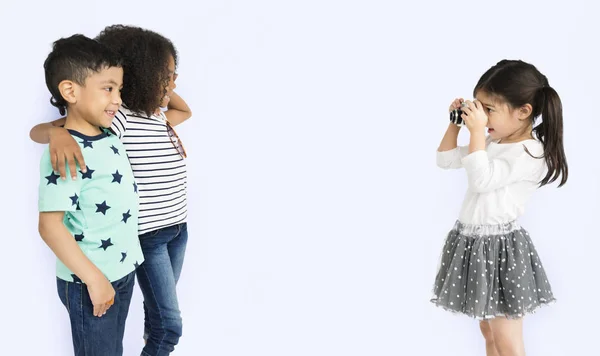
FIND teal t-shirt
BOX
[38,129,144,283]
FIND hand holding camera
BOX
[449,98,488,133]
[449,98,465,126]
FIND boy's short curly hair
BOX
[95,25,178,117]
[44,34,122,115]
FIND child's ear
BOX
[58,80,77,104]
[518,103,533,121]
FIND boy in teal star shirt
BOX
[37,34,143,356]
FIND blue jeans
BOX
[137,223,188,356]
[57,271,136,356]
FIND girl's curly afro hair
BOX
[96,25,178,117]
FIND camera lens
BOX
[450,109,464,126]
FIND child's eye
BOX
[104,87,113,92]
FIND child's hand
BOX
[448,98,464,113]
[87,276,116,317]
[461,100,488,133]
[49,127,86,181]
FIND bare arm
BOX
[436,124,468,169]
[438,123,461,152]
[436,99,468,169]
[30,118,66,144]
[458,99,488,154]
[468,130,487,154]
[164,91,192,126]
[38,212,104,285]
[39,212,115,317]
[438,98,464,152]
[29,118,86,180]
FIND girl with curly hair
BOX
[31,25,192,356]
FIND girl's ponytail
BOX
[534,85,568,187]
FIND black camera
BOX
[449,102,467,126]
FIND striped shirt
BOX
[111,106,187,235]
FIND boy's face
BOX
[73,66,123,128]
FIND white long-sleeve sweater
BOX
[437,137,547,226]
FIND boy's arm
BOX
[164,91,192,126]
[38,212,115,317]
[29,118,86,180]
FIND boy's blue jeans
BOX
[137,222,188,356]
[57,271,136,356]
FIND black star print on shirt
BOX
[74,233,84,242]
[80,166,95,179]
[133,182,138,193]
[99,238,114,251]
[112,170,123,184]
[45,172,60,185]
[134,261,140,269]
[70,193,79,206]
[110,145,120,155]
[95,201,111,215]
[122,209,132,223]
[120,252,127,263]
[81,139,93,149]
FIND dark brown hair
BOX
[95,25,178,117]
[474,60,568,187]
[44,35,122,115]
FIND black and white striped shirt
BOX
[111,107,187,235]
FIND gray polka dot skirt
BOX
[431,220,555,319]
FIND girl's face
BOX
[159,55,177,108]
[475,90,533,143]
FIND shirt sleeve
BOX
[461,144,545,193]
[110,108,129,139]
[38,149,83,212]
[436,145,470,169]
[436,136,494,170]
